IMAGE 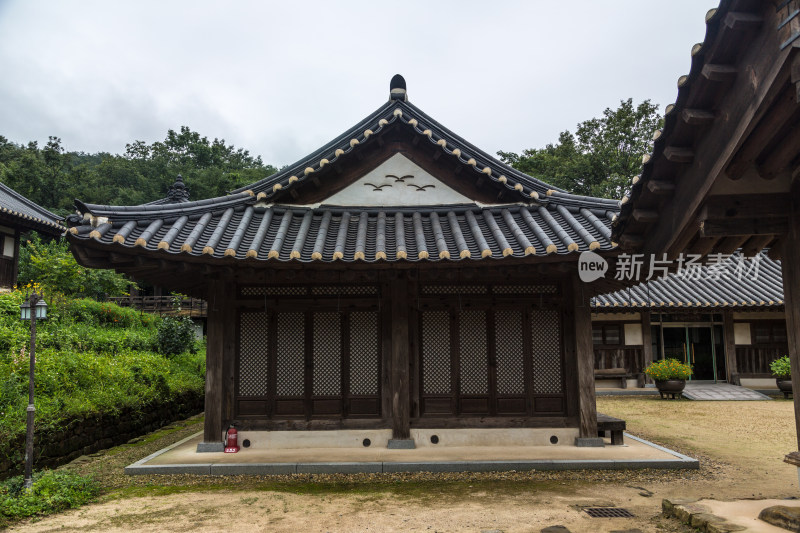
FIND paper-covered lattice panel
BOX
[495,310,525,395]
[459,310,488,395]
[422,311,451,394]
[276,312,305,396]
[531,310,562,394]
[349,312,379,395]
[313,313,341,396]
[239,311,269,396]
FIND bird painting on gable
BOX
[364,183,392,192]
[407,184,435,192]
[386,174,414,183]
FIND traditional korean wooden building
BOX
[67,76,622,451]
[612,0,800,456]
[592,251,787,387]
[0,182,63,288]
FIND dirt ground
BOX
[7,396,800,533]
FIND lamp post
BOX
[20,290,47,489]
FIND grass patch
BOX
[0,471,100,528]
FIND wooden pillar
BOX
[199,279,235,451]
[641,311,653,385]
[723,311,739,384]
[389,275,412,445]
[783,179,800,452]
[572,275,602,446]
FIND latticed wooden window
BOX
[276,312,305,396]
[495,310,525,395]
[531,309,562,394]
[493,285,558,294]
[349,311,379,395]
[459,310,488,395]
[312,312,341,396]
[238,311,269,396]
[422,310,451,394]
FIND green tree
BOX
[498,99,663,199]
[17,234,132,298]
[0,127,278,214]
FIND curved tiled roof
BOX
[68,77,620,264]
[68,203,616,262]
[593,251,783,309]
[0,182,64,235]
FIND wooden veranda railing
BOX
[107,296,207,317]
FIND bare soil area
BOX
[6,396,798,533]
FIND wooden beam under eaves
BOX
[726,86,799,180]
[699,194,790,221]
[723,12,763,31]
[663,147,695,164]
[681,109,715,126]
[646,180,676,195]
[699,217,788,237]
[701,64,738,83]
[713,235,749,255]
[632,209,659,223]
[741,234,775,257]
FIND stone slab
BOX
[196,442,224,453]
[575,437,605,447]
[387,439,416,449]
[682,383,772,401]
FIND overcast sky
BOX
[0,1,717,167]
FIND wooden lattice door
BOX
[419,284,566,418]
[236,289,381,420]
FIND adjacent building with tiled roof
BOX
[0,182,63,288]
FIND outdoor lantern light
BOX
[19,290,46,489]
[34,298,47,320]
[19,296,47,321]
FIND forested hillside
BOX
[0,127,278,216]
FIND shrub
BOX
[156,316,197,356]
[644,358,693,381]
[0,470,99,525]
[770,355,791,379]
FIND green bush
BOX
[644,358,693,381]
[157,316,197,356]
[770,355,791,379]
[0,471,99,525]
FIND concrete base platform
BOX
[125,431,698,476]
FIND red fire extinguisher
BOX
[224,425,240,453]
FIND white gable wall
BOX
[322,153,474,207]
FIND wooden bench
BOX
[594,367,630,388]
[597,413,626,445]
